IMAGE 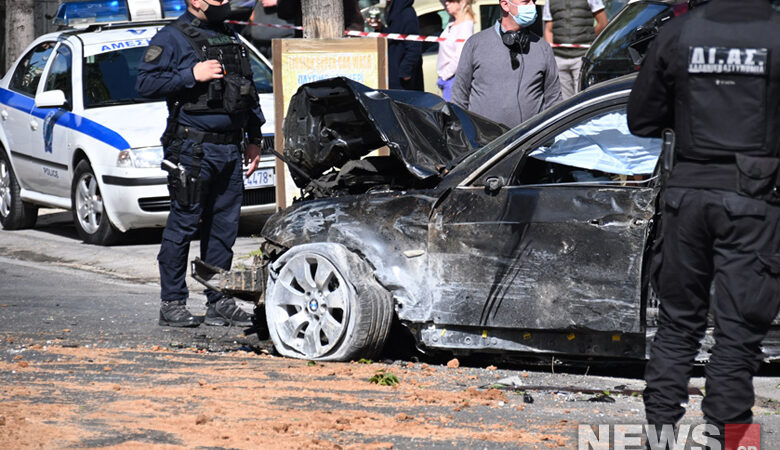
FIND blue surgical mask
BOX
[511,3,537,27]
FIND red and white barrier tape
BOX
[551,43,591,48]
[227,20,303,31]
[229,20,590,48]
[343,29,466,42]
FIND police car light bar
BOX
[53,0,186,27]
[160,0,187,18]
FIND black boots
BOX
[159,298,254,327]
[204,297,254,327]
[159,300,200,327]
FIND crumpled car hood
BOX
[282,77,508,188]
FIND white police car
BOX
[0,0,277,245]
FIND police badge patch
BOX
[688,46,768,75]
[144,45,163,62]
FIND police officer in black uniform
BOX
[627,0,780,444]
[136,0,264,328]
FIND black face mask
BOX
[203,1,231,24]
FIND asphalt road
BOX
[0,254,265,351]
[0,208,269,351]
[1,209,779,448]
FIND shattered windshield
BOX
[529,109,661,176]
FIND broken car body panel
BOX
[253,75,666,360]
[262,193,439,323]
[428,186,654,334]
[282,76,508,187]
[194,74,780,361]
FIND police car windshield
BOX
[83,47,156,108]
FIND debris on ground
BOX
[369,369,400,386]
[588,392,616,403]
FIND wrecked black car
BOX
[195,76,780,362]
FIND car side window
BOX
[419,10,447,54]
[84,48,148,107]
[9,41,57,97]
[43,44,73,107]
[515,107,662,186]
[248,50,272,94]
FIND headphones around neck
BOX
[501,29,530,53]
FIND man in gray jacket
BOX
[452,0,561,128]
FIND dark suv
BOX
[579,0,689,91]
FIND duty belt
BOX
[175,126,243,145]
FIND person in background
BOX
[452,0,561,127]
[244,0,296,59]
[383,0,424,90]
[436,0,474,101]
[542,0,607,100]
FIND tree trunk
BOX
[301,0,344,39]
[0,0,6,74]
[5,0,34,73]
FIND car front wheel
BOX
[265,243,393,361]
[71,160,122,245]
[0,148,38,230]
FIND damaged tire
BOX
[265,243,393,361]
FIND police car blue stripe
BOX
[0,87,131,151]
[0,87,33,113]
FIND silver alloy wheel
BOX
[74,171,104,235]
[268,252,352,359]
[0,159,10,218]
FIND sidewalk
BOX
[0,208,267,292]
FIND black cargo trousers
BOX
[644,187,780,431]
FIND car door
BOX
[427,104,662,335]
[0,41,57,189]
[28,42,74,195]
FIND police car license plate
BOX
[243,168,275,189]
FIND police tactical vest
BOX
[677,7,779,160]
[677,7,780,200]
[172,19,258,115]
[548,0,594,58]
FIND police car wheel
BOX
[71,160,122,246]
[265,243,393,362]
[0,148,38,230]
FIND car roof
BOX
[578,72,636,101]
[24,20,173,58]
[65,23,166,56]
[70,23,168,45]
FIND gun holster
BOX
[161,140,203,208]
